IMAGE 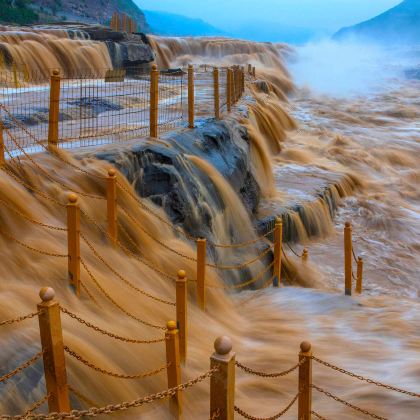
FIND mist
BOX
[288,40,417,96]
[137,0,402,43]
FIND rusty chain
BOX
[0,311,40,327]
[68,386,98,408]
[80,233,176,306]
[352,243,358,264]
[0,351,43,383]
[117,179,274,249]
[22,395,49,417]
[80,208,177,282]
[239,273,276,305]
[0,105,106,181]
[311,410,328,420]
[79,280,100,307]
[286,243,303,258]
[234,392,299,420]
[311,356,420,398]
[60,307,166,344]
[0,368,217,419]
[4,126,104,201]
[0,197,67,231]
[0,227,68,258]
[80,258,167,330]
[119,206,197,262]
[311,384,388,420]
[0,166,66,208]
[64,346,168,379]
[235,359,303,378]
[207,245,272,270]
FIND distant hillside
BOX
[334,0,420,43]
[0,0,149,31]
[144,9,226,37]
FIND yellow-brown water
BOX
[0,35,419,420]
[0,26,112,78]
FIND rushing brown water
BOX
[0,34,419,420]
[0,26,112,78]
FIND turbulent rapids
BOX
[0,29,419,420]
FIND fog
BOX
[289,40,416,96]
[137,0,401,40]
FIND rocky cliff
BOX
[0,0,149,31]
[334,0,420,43]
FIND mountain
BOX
[334,0,420,43]
[144,9,226,37]
[0,0,149,31]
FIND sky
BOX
[136,0,402,34]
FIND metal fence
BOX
[0,64,247,155]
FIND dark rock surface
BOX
[89,119,260,242]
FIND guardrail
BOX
[0,63,249,153]
[1,306,418,419]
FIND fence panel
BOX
[59,68,150,148]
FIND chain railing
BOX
[60,307,166,344]
[0,351,43,383]
[234,392,300,420]
[64,346,168,380]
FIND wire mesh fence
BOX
[0,63,243,154]
[158,70,185,134]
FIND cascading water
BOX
[0,26,112,78]
[0,31,419,420]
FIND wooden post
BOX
[188,64,195,129]
[115,13,121,32]
[252,67,256,78]
[106,168,117,246]
[273,217,283,287]
[210,336,235,420]
[48,70,61,149]
[150,64,159,138]
[344,221,352,296]
[38,287,70,413]
[0,120,4,167]
[356,257,363,294]
[248,64,252,75]
[213,67,220,120]
[196,239,206,310]
[67,194,80,296]
[176,270,188,363]
[227,68,232,112]
[166,321,183,419]
[122,14,128,32]
[302,248,309,263]
[298,341,312,420]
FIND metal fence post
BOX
[166,321,183,419]
[150,64,159,138]
[344,222,352,296]
[122,13,128,32]
[0,120,4,166]
[298,341,312,420]
[213,67,220,120]
[210,336,235,420]
[67,194,80,296]
[176,270,188,363]
[252,66,256,78]
[37,287,70,413]
[107,168,117,246]
[248,64,252,75]
[48,70,61,149]
[227,68,232,112]
[196,238,206,310]
[302,248,309,263]
[273,217,283,287]
[356,257,364,294]
[188,64,195,129]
